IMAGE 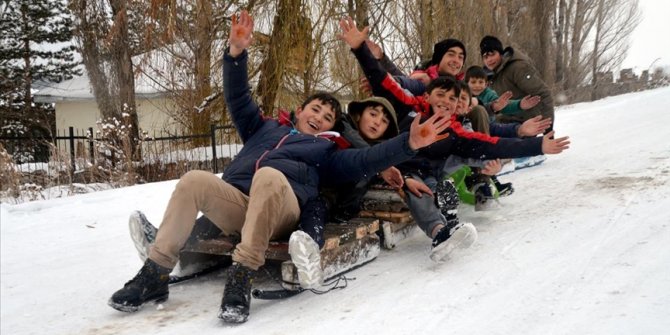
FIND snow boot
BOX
[219,262,255,323]
[108,259,170,312]
[288,230,324,289]
[129,211,157,262]
[490,176,514,197]
[435,179,460,221]
[429,222,478,262]
[474,183,500,211]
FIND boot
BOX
[128,211,157,262]
[490,176,514,196]
[108,259,170,312]
[430,221,478,262]
[218,262,255,323]
[289,230,324,289]
[473,182,500,212]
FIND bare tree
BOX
[69,0,139,153]
[590,0,641,99]
[256,0,304,113]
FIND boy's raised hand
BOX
[337,16,369,49]
[407,114,452,150]
[518,115,553,137]
[365,39,384,60]
[229,10,254,58]
[541,131,570,154]
[520,95,541,110]
[491,91,513,112]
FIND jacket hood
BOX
[345,96,399,141]
[494,46,531,74]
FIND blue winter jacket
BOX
[222,49,418,206]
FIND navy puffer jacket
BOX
[222,49,418,206]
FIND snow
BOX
[2,87,670,334]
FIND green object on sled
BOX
[448,166,499,205]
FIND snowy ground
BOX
[2,87,670,335]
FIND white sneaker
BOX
[288,230,323,289]
[129,211,157,262]
[429,222,477,262]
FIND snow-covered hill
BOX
[2,87,670,335]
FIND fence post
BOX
[210,124,218,173]
[69,127,75,179]
[88,127,94,163]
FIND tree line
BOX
[1,0,641,152]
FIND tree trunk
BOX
[590,0,605,100]
[256,0,302,114]
[109,0,139,155]
[192,0,213,136]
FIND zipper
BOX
[255,133,292,171]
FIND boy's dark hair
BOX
[480,35,504,56]
[301,92,343,119]
[465,66,488,82]
[431,39,467,66]
[425,76,461,97]
[457,81,472,100]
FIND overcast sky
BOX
[621,0,670,72]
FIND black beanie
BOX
[431,39,466,66]
[480,35,504,56]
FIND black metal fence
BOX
[0,124,243,186]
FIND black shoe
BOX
[430,222,478,262]
[108,259,170,312]
[474,183,500,211]
[491,176,514,196]
[218,262,255,323]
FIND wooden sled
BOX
[178,187,416,290]
[358,186,417,250]
[181,217,382,290]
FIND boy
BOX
[108,11,452,324]
[480,35,555,131]
[338,16,570,260]
[465,65,541,122]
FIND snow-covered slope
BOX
[2,87,670,335]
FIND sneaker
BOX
[474,183,500,212]
[490,176,514,197]
[108,259,170,312]
[129,211,157,262]
[219,262,255,323]
[288,230,324,289]
[429,222,478,262]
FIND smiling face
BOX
[424,87,459,118]
[357,105,390,141]
[456,89,471,116]
[483,51,502,71]
[294,99,337,135]
[438,46,465,76]
[467,77,487,96]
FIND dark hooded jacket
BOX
[489,47,555,124]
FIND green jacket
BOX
[489,47,554,123]
[476,87,522,116]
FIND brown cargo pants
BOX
[148,167,300,270]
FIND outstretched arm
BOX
[323,114,452,182]
[224,11,264,143]
[338,17,421,121]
